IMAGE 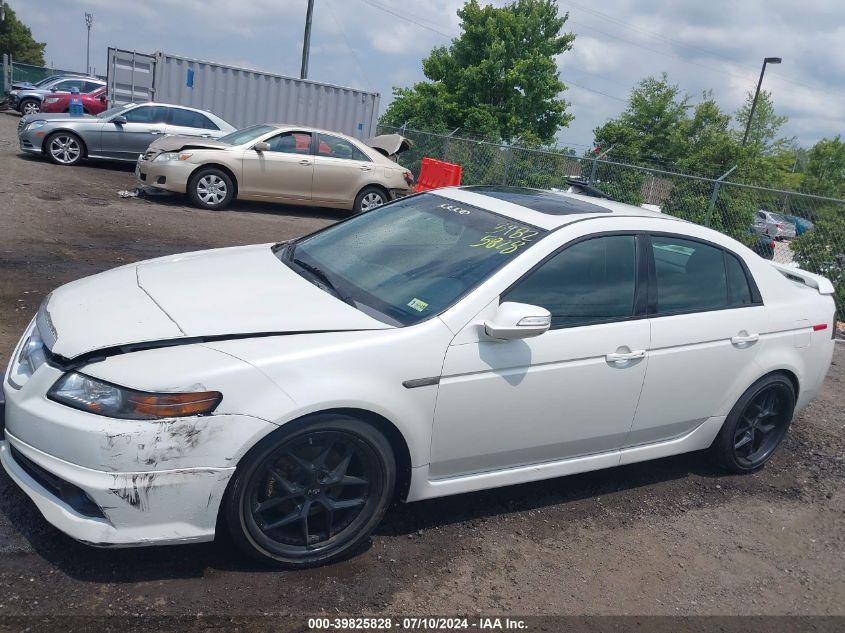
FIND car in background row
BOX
[137,124,414,213]
[750,235,776,260]
[784,214,815,236]
[752,210,797,241]
[11,76,106,115]
[17,102,235,166]
[40,86,108,115]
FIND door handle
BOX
[606,349,646,364]
[360,165,372,171]
[731,333,759,346]
[299,159,312,166]
[150,130,164,135]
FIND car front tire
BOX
[224,414,396,568]
[188,168,234,210]
[19,98,40,115]
[711,373,796,473]
[44,132,85,166]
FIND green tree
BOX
[0,4,45,65]
[734,90,792,155]
[592,73,690,167]
[381,0,574,144]
[801,136,845,198]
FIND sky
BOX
[11,0,845,155]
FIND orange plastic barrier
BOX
[413,157,463,192]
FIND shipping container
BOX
[106,48,380,139]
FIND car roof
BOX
[432,186,680,231]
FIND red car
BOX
[40,86,108,115]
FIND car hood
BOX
[40,244,391,360]
[147,135,231,154]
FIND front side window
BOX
[505,235,637,328]
[217,124,277,145]
[123,105,168,124]
[652,236,727,313]
[52,79,85,91]
[317,133,370,161]
[278,194,548,325]
[266,131,312,154]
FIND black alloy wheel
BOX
[713,373,796,473]
[225,416,395,568]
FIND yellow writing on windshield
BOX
[470,223,539,255]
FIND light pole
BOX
[85,12,93,75]
[741,56,781,146]
[300,0,315,79]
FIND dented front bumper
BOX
[1,433,234,546]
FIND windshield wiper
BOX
[291,256,356,307]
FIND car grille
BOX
[143,150,158,161]
[17,119,24,135]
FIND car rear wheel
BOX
[711,373,796,473]
[188,168,234,210]
[224,415,395,568]
[354,186,387,214]
[19,98,40,115]
[45,132,85,166]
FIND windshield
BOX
[218,125,277,146]
[769,212,790,223]
[279,193,548,326]
[97,103,133,119]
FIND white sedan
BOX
[1,187,836,567]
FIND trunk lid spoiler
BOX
[771,262,835,295]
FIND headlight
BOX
[47,372,222,420]
[153,151,192,162]
[25,120,47,131]
[44,97,60,104]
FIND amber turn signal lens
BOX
[127,391,222,417]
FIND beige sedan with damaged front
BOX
[136,124,414,213]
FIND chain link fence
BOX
[380,124,845,317]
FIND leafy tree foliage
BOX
[381,0,574,144]
[0,4,45,65]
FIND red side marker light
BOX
[812,323,828,332]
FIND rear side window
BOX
[726,253,753,306]
[652,236,728,313]
[505,235,637,328]
[170,108,218,130]
[318,133,371,162]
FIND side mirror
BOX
[254,141,271,152]
[484,302,551,341]
[50,87,57,93]
[112,115,127,125]
[98,94,107,101]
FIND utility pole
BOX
[85,12,94,75]
[741,56,781,146]
[300,0,315,79]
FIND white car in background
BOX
[753,210,797,240]
[1,187,836,568]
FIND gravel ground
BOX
[0,112,843,623]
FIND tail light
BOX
[403,171,414,185]
[775,223,782,229]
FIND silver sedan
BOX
[17,102,235,166]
